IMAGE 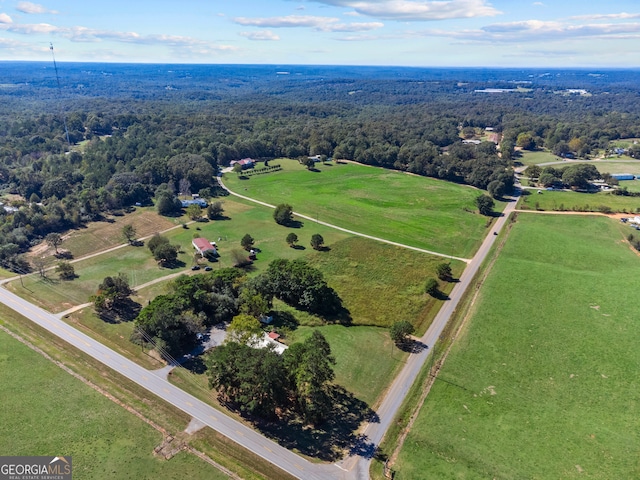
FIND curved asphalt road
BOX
[0,172,519,480]
[0,287,340,480]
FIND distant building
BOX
[611,173,635,181]
[192,238,217,255]
[230,158,256,170]
[462,139,481,145]
[181,198,208,208]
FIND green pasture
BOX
[393,214,640,479]
[9,198,349,313]
[589,160,640,175]
[519,189,640,213]
[618,179,640,193]
[515,149,560,166]
[224,160,503,258]
[610,138,640,149]
[308,236,464,333]
[0,330,227,480]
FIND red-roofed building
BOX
[229,158,256,169]
[268,331,281,341]
[192,238,216,255]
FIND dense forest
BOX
[2,63,640,271]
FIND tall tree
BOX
[475,194,495,216]
[122,224,137,245]
[226,314,263,346]
[286,232,298,248]
[273,203,294,226]
[45,232,63,254]
[390,320,415,345]
[288,331,336,425]
[240,234,254,251]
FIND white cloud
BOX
[233,14,382,32]
[239,30,280,41]
[0,13,13,23]
[420,19,640,43]
[570,12,640,21]
[309,0,501,21]
[16,2,58,14]
[532,2,544,6]
[324,21,383,31]
[0,20,238,52]
[234,15,336,28]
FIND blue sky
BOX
[1,0,639,66]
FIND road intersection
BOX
[0,175,520,479]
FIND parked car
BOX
[204,266,212,271]
[191,265,200,271]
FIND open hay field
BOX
[519,189,640,213]
[0,329,227,480]
[307,236,464,333]
[393,214,640,479]
[224,160,502,258]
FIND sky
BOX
[1,0,640,67]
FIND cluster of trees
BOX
[260,259,342,316]
[206,329,336,424]
[132,269,243,358]
[6,65,640,273]
[147,233,180,266]
[527,163,601,189]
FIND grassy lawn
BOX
[6,245,193,312]
[393,214,640,479]
[286,324,408,407]
[9,198,350,313]
[65,307,163,370]
[0,329,227,480]
[519,189,640,213]
[224,160,502,258]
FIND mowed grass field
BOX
[224,160,502,258]
[0,330,227,480]
[393,214,640,479]
[519,189,640,213]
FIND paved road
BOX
[0,287,341,480]
[0,170,519,480]
[340,185,521,478]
